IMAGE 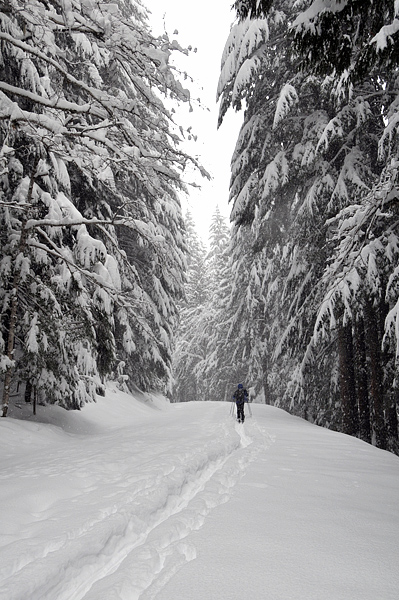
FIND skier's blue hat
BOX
[238,383,243,389]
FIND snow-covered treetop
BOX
[0,0,199,203]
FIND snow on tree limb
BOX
[371,20,399,52]
[273,83,298,129]
[292,0,349,32]
[0,82,106,118]
[217,16,268,125]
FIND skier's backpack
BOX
[235,388,245,405]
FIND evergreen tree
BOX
[219,0,399,450]
[173,208,242,403]
[201,207,237,402]
[0,0,197,415]
[291,0,399,83]
[172,212,209,403]
[288,0,399,449]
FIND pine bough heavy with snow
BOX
[0,0,198,415]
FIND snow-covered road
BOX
[1,388,399,600]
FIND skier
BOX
[233,383,248,423]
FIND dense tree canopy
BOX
[0,0,197,414]
[292,0,399,83]
[217,0,399,452]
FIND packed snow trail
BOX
[0,391,266,600]
[1,389,399,600]
[156,407,399,600]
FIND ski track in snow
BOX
[0,404,272,600]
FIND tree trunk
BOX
[337,322,358,436]
[2,265,25,417]
[386,382,398,447]
[353,317,371,443]
[262,353,270,404]
[364,299,387,449]
[25,380,32,403]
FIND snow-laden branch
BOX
[0,32,120,116]
[0,81,106,119]
[371,19,399,52]
[273,84,299,129]
[44,6,104,35]
[25,216,170,240]
[0,99,140,165]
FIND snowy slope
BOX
[1,387,398,600]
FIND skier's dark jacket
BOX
[233,387,248,406]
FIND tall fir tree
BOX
[172,208,244,403]
[172,212,210,402]
[218,0,399,451]
[201,207,238,402]
[0,0,197,414]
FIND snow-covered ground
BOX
[1,386,398,600]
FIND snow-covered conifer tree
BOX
[200,207,238,402]
[0,0,197,415]
[288,0,399,449]
[172,212,210,403]
[173,208,243,403]
[219,0,399,450]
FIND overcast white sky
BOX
[147,0,242,242]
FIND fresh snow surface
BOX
[1,386,399,600]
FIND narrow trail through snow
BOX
[0,400,271,600]
[2,394,398,600]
